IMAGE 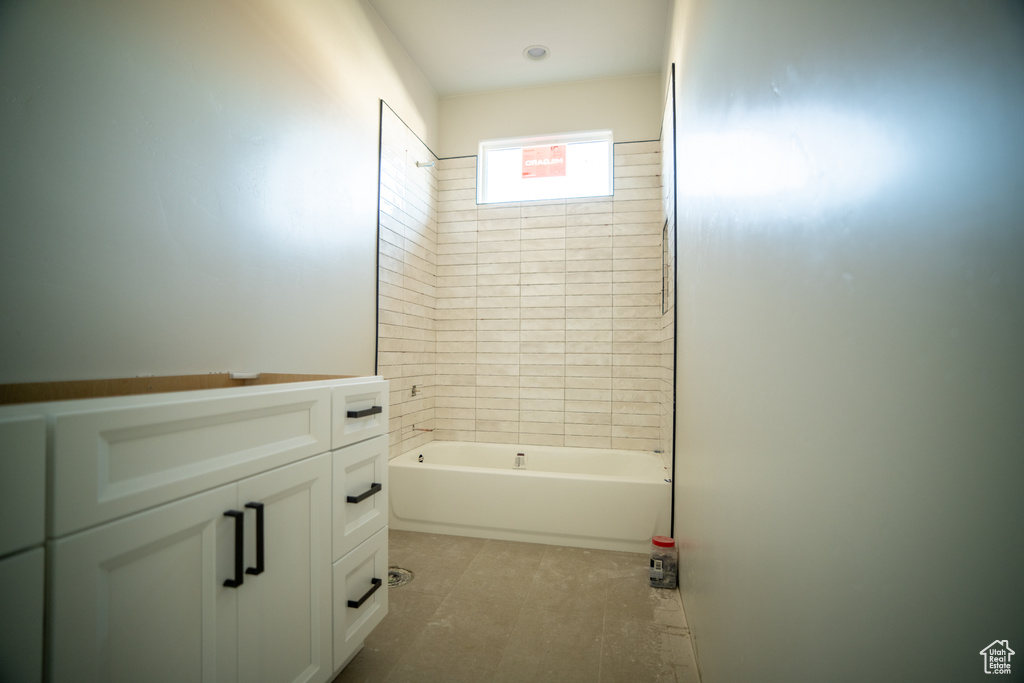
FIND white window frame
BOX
[477,130,614,204]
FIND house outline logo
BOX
[979,640,1014,675]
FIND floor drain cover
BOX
[388,567,413,587]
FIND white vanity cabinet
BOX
[0,375,389,683]
[48,453,332,683]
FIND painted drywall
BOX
[438,74,663,158]
[667,1,1024,681]
[0,0,437,384]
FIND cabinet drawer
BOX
[332,379,388,449]
[333,527,388,669]
[51,385,332,536]
[333,435,388,561]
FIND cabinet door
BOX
[333,527,388,669]
[237,453,332,683]
[49,485,238,683]
[333,435,388,561]
[0,547,44,683]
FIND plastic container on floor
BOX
[649,536,678,589]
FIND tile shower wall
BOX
[377,105,438,457]
[433,142,668,451]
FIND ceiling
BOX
[367,0,672,97]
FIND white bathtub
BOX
[389,441,672,553]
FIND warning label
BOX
[522,145,566,178]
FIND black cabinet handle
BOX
[346,483,382,504]
[245,502,265,576]
[347,578,383,608]
[347,405,383,419]
[223,510,244,588]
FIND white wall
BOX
[438,74,663,158]
[0,0,437,384]
[668,1,1024,681]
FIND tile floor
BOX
[332,530,701,683]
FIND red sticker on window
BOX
[522,145,566,178]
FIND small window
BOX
[477,131,613,204]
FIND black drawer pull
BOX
[223,510,244,588]
[347,483,382,504]
[347,405,383,419]
[245,502,265,576]
[347,578,383,608]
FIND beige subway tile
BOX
[613,281,661,296]
[521,341,566,355]
[517,353,564,366]
[519,249,565,263]
[614,174,661,189]
[435,407,475,420]
[566,306,613,320]
[477,241,521,256]
[520,375,566,389]
[520,386,564,400]
[519,399,565,416]
[520,260,566,274]
[610,376,659,393]
[520,305,566,319]
[612,400,660,415]
[565,317,613,330]
[521,331,565,346]
[564,412,612,426]
[521,317,565,330]
[564,399,611,413]
[565,388,611,402]
[477,420,520,433]
[477,310,522,324]
[520,433,565,447]
[565,376,612,390]
[478,261,521,276]
[566,224,614,239]
[566,213,614,228]
[433,428,475,441]
[520,421,565,436]
[477,250,521,265]
[612,341,660,357]
[612,413,661,428]
[567,259,612,272]
[521,226,566,241]
[477,228,520,242]
[566,200,613,215]
[565,435,612,449]
[612,437,660,451]
[613,305,661,319]
[566,236,612,252]
[521,203,566,217]
[565,342,612,356]
[477,373,520,387]
[520,283,565,297]
[477,206,520,220]
[477,318,520,331]
[565,364,612,378]
[520,364,566,378]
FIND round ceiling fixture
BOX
[523,45,550,61]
